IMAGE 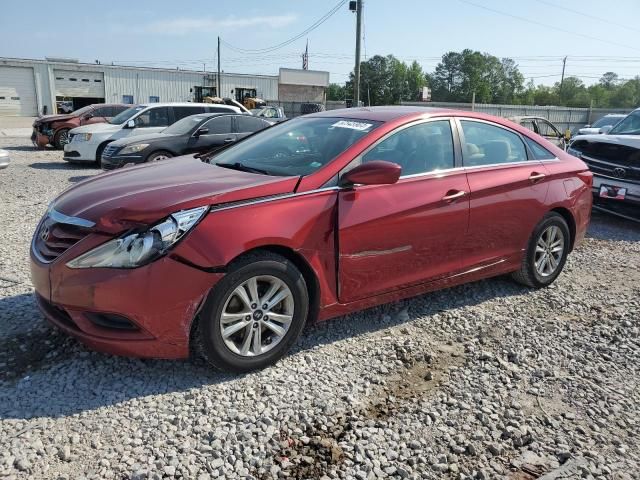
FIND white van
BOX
[63,103,243,164]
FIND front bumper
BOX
[63,140,99,162]
[30,243,224,359]
[592,173,640,219]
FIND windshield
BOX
[109,106,144,125]
[163,115,208,135]
[212,117,381,176]
[591,116,622,128]
[72,106,93,116]
[609,111,640,135]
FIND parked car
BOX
[63,103,244,165]
[101,113,271,170]
[32,104,129,149]
[509,116,568,149]
[575,114,626,137]
[31,107,592,372]
[567,108,640,219]
[0,149,10,169]
[252,106,287,124]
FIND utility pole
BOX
[560,56,567,93]
[217,36,221,98]
[353,0,363,107]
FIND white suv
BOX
[63,103,243,164]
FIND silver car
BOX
[576,114,626,136]
[0,149,10,169]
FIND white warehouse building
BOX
[0,57,329,116]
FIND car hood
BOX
[71,123,121,134]
[109,132,175,147]
[571,134,640,149]
[52,156,299,234]
[34,113,77,125]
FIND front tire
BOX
[512,212,570,288]
[193,252,309,372]
[146,151,173,162]
[54,129,70,149]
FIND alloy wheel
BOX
[219,275,294,357]
[58,131,70,147]
[534,225,565,277]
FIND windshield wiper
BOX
[215,162,270,175]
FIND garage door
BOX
[0,66,38,116]
[54,70,105,97]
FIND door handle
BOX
[223,138,235,143]
[442,190,467,202]
[529,172,546,183]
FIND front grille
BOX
[101,144,118,159]
[582,155,640,183]
[33,218,90,263]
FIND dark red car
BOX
[32,104,128,149]
[30,107,592,372]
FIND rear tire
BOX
[512,212,570,288]
[192,252,309,373]
[146,151,173,162]
[53,129,70,149]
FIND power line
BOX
[457,0,640,52]
[221,0,347,54]
[533,0,640,33]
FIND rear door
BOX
[338,118,470,303]
[235,116,270,139]
[184,115,234,154]
[457,118,550,269]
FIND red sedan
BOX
[30,107,592,372]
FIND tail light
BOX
[578,170,593,188]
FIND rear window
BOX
[524,136,556,160]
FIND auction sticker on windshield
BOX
[331,120,374,131]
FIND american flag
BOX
[302,40,309,70]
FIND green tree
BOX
[326,83,346,101]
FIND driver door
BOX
[185,115,235,154]
[535,119,564,148]
[338,119,470,303]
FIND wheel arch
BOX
[95,139,113,161]
[550,207,576,251]
[227,245,321,324]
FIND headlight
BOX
[120,144,149,155]
[76,133,92,142]
[67,206,208,269]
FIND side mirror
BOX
[195,127,209,136]
[599,126,612,134]
[341,160,401,187]
[126,119,136,129]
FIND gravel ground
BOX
[0,136,639,480]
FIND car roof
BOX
[134,102,238,109]
[307,106,454,122]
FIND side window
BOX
[460,120,528,167]
[202,116,232,134]
[520,120,537,134]
[524,137,556,160]
[362,120,455,176]
[92,107,110,117]
[237,116,270,133]
[536,119,560,138]
[135,107,170,127]
[173,106,206,121]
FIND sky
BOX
[2,0,640,87]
